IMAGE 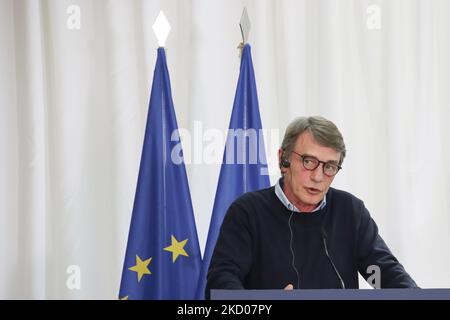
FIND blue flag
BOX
[196,44,271,299]
[119,48,201,300]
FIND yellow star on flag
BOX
[164,235,189,263]
[128,255,152,282]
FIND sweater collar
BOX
[274,178,327,213]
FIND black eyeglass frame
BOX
[291,150,342,177]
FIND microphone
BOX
[320,227,346,289]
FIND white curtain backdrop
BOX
[1,0,449,299]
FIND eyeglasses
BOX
[291,151,342,177]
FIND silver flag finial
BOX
[152,11,171,47]
[239,7,251,44]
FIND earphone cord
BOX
[288,211,300,289]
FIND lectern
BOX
[211,289,450,300]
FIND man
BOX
[206,116,417,297]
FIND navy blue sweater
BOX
[206,186,417,296]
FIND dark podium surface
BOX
[211,288,450,300]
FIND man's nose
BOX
[310,164,324,182]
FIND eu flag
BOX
[196,44,271,299]
[119,48,201,300]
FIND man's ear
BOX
[278,148,284,169]
[278,148,287,175]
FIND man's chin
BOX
[301,193,324,206]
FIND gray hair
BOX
[281,116,346,165]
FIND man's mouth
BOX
[305,187,321,195]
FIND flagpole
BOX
[195,8,270,299]
[119,10,202,300]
